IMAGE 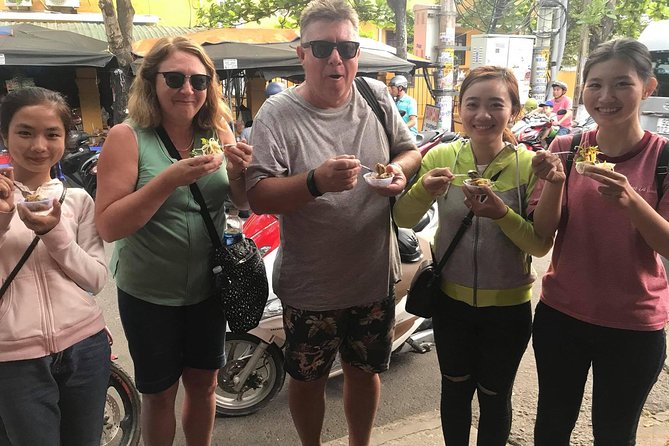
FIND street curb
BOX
[324,410,443,446]
[324,410,669,446]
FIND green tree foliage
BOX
[455,0,669,66]
[454,0,535,34]
[196,0,395,30]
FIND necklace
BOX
[175,137,194,153]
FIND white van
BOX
[639,20,669,136]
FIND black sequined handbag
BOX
[156,126,269,333]
[210,237,269,333]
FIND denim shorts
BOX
[283,295,395,381]
[118,289,226,394]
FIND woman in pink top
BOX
[530,38,668,445]
[0,87,109,445]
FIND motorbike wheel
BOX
[216,333,285,417]
[101,362,142,446]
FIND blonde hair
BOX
[300,0,359,41]
[128,36,226,131]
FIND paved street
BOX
[98,244,669,445]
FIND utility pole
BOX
[530,5,554,101]
[435,0,457,130]
[572,0,592,119]
[548,0,569,96]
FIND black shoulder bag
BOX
[405,170,503,318]
[1,185,67,299]
[156,126,269,334]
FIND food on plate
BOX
[574,145,615,174]
[191,138,223,157]
[462,177,494,194]
[18,194,52,213]
[24,193,47,202]
[374,163,392,179]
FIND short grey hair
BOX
[300,0,359,41]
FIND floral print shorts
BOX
[283,296,395,381]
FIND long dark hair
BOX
[1,87,71,141]
[583,38,654,83]
[458,66,521,144]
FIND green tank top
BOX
[111,124,230,306]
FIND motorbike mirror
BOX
[399,110,406,117]
[556,109,567,116]
[440,132,459,143]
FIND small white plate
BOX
[363,172,394,187]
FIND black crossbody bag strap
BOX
[433,170,503,271]
[655,140,669,203]
[354,77,392,143]
[155,126,223,251]
[0,185,68,299]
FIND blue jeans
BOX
[432,294,532,446]
[0,330,110,446]
[556,126,571,136]
[533,302,666,446]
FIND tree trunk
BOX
[99,0,135,124]
[387,0,408,60]
[489,0,509,33]
[573,0,592,117]
[589,0,616,51]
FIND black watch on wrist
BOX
[306,169,323,197]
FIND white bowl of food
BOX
[18,195,53,213]
[364,171,394,187]
[575,161,615,174]
[462,177,494,195]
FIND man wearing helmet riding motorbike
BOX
[389,74,418,136]
[550,80,573,135]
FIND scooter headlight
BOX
[262,298,283,319]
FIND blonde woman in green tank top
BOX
[95,37,253,446]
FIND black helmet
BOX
[397,228,423,263]
[551,80,568,92]
[265,81,285,97]
[389,75,408,91]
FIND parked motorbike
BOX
[102,328,141,446]
[512,114,558,151]
[415,128,460,156]
[53,131,99,199]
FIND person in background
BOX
[550,80,573,135]
[95,36,253,446]
[246,0,421,444]
[394,66,552,446]
[530,100,554,120]
[0,87,109,446]
[240,120,253,142]
[239,82,285,144]
[389,74,418,136]
[530,38,668,445]
[233,119,245,141]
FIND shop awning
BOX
[132,28,422,77]
[0,23,114,67]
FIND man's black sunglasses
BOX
[159,72,211,91]
[301,40,360,60]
